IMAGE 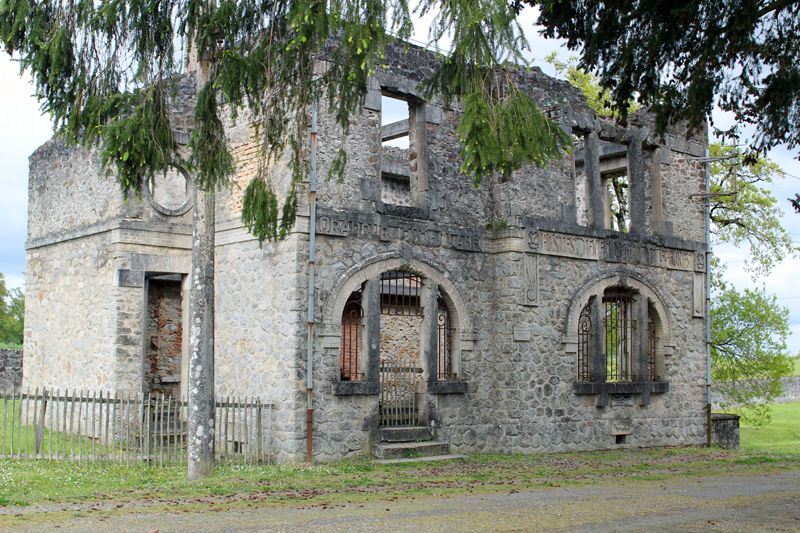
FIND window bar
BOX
[647,312,657,381]
[340,294,363,381]
[437,298,455,380]
[577,304,592,382]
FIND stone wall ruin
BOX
[23,39,709,463]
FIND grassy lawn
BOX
[740,401,800,454]
[0,447,797,511]
[0,343,22,350]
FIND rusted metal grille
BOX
[437,297,456,380]
[603,290,635,382]
[340,292,363,381]
[577,304,592,382]
[380,358,421,427]
[380,271,422,316]
[647,311,657,381]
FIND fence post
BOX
[35,387,47,456]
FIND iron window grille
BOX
[380,271,423,316]
[340,291,363,381]
[437,297,456,380]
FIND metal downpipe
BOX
[705,149,712,447]
[306,101,318,463]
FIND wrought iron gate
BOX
[379,358,422,427]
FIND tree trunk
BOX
[188,185,215,480]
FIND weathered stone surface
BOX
[0,349,23,393]
[24,39,709,464]
[711,413,740,450]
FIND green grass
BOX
[0,342,22,351]
[0,447,797,510]
[740,401,800,454]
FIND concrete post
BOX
[585,132,604,229]
[187,185,215,481]
[628,141,646,234]
[409,101,428,204]
[590,295,606,383]
[419,280,439,383]
[361,277,381,383]
[632,295,649,382]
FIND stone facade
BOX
[24,40,709,463]
[0,349,23,393]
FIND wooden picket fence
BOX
[0,387,273,465]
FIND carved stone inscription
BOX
[526,229,703,272]
[693,272,705,318]
[317,211,481,251]
[521,253,539,306]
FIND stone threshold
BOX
[373,453,468,464]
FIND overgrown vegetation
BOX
[0,273,23,347]
[0,447,796,511]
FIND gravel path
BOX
[3,469,799,532]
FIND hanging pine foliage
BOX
[1,0,571,241]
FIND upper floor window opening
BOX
[381,93,412,206]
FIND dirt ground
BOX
[2,468,798,533]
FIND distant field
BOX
[740,401,800,454]
[0,342,22,351]
[794,357,800,376]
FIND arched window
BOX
[576,287,661,383]
[577,304,592,382]
[437,296,455,380]
[603,288,635,382]
[340,290,363,381]
[332,261,468,398]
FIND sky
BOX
[0,9,799,354]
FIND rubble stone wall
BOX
[0,349,23,393]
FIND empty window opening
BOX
[604,171,630,232]
[381,94,412,206]
[604,289,635,382]
[340,290,363,381]
[145,275,183,397]
[615,434,627,444]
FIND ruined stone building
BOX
[23,41,709,462]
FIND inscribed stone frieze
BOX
[316,210,481,251]
[526,228,704,272]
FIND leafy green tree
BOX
[708,142,798,278]
[0,273,24,347]
[522,0,800,211]
[710,268,792,425]
[0,0,571,477]
[525,0,800,156]
[544,52,639,118]
[705,142,797,424]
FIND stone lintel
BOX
[332,381,381,395]
[420,381,468,394]
[573,381,669,396]
[381,119,409,142]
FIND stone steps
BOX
[372,439,451,459]
[374,453,468,464]
[380,426,432,442]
